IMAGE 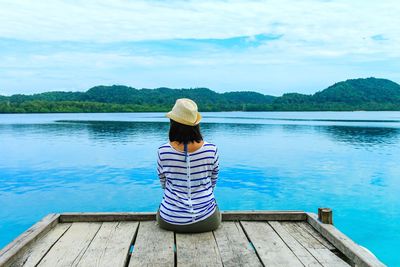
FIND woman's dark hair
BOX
[169,119,203,144]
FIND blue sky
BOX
[0,0,399,96]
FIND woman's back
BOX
[157,141,219,224]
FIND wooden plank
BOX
[268,221,322,267]
[240,221,303,266]
[296,221,336,250]
[176,231,223,267]
[213,222,262,267]
[128,221,174,267]
[60,212,155,223]
[0,213,60,267]
[8,223,71,267]
[281,222,349,267]
[59,211,306,223]
[37,222,102,267]
[306,213,386,267]
[222,211,307,221]
[1,211,385,267]
[77,222,138,267]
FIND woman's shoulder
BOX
[158,142,172,153]
[203,141,217,148]
[201,141,218,154]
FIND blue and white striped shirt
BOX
[157,141,219,225]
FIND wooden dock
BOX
[0,210,385,267]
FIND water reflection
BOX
[59,120,268,141]
[59,120,169,143]
[319,126,400,147]
[3,120,400,148]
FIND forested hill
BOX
[0,87,275,112]
[273,78,400,110]
[1,77,400,112]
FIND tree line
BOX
[1,77,400,113]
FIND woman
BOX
[156,98,221,232]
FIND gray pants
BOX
[156,207,221,233]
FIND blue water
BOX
[1,112,399,266]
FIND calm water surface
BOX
[1,112,399,266]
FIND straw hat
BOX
[166,98,202,126]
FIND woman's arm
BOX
[157,150,166,189]
[211,147,219,189]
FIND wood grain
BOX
[269,221,322,266]
[296,221,335,250]
[37,222,101,267]
[0,213,60,267]
[59,211,306,222]
[241,221,303,266]
[176,231,223,267]
[77,222,138,267]
[128,221,174,267]
[281,222,349,267]
[8,223,71,267]
[213,221,261,267]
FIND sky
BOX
[0,0,400,96]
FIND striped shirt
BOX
[157,141,219,225]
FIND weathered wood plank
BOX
[240,221,303,266]
[222,211,307,221]
[60,212,155,223]
[306,213,386,267]
[77,222,138,267]
[281,222,349,267]
[128,221,174,267]
[1,211,386,267]
[296,221,336,250]
[268,221,322,267]
[59,211,306,223]
[176,231,223,267]
[37,222,102,267]
[213,221,261,267]
[0,213,60,267]
[8,223,71,267]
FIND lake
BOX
[1,112,399,266]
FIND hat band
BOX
[167,111,199,126]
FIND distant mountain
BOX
[270,78,400,111]
[1,77,400,113]
[0,86,275,112]
[83,86,275,108]
[313,78,400,104]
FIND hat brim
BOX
[166,111,201,126]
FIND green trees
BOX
[313,78,400,104]
[1,77,400,113]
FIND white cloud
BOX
[1,0,400,94]
[1,0,399,59]
[0,1,398,41]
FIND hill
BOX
[270,78,400,111]
[1,77,400,112]
[0,86,275,112]
[313,78,400,104]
